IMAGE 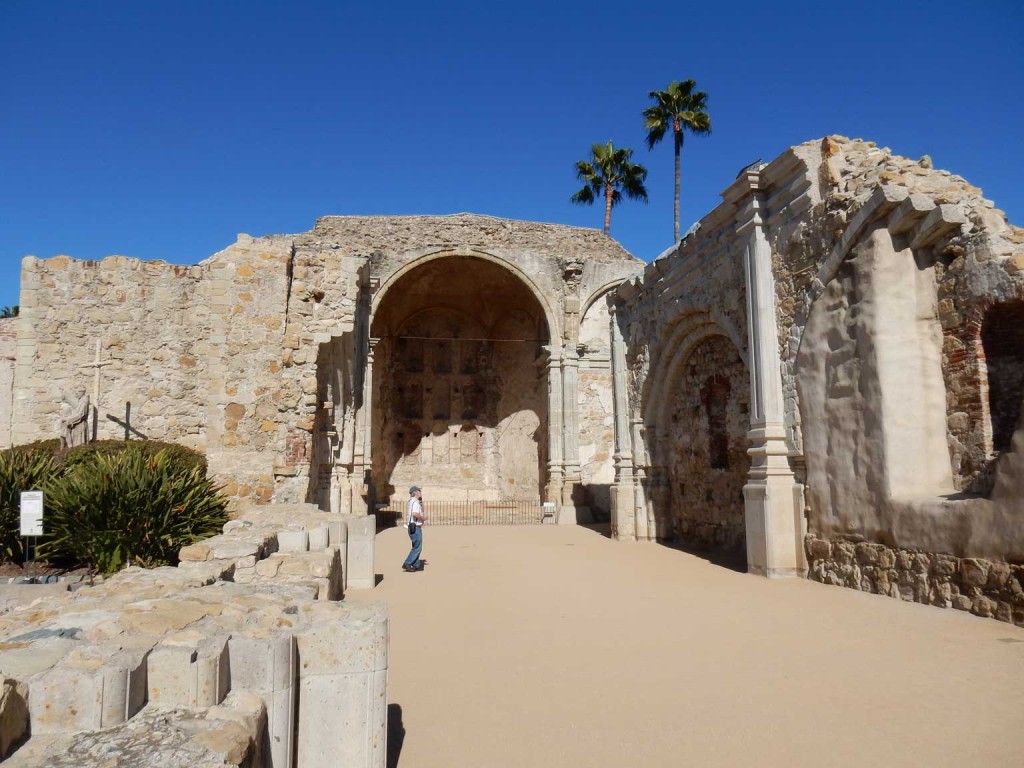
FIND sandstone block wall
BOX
[11,215,642,512]
[13,256,210,450]
[0,318,15,449]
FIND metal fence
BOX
[376,499,551,528]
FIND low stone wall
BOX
[806,534,1024,626]
[0,504,385,767]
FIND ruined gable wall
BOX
[783,139,1024,624]
[790,139,1024,544]
[12,256,211,449]
[779,136,1024,489]
[316,213,643,343]
[0,318,15,448]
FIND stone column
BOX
[728,169,806,578]
[560,345,582,510]
[357,337,379,514]
[609,303,637,540]
[544,347,564,504]
[631,418,652,541]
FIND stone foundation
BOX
[805,534,1024,626]
[0,503,386,767]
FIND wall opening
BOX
[370,256,549,502]
[982,300,1024,452]
[654,334,749,559]
[701,375,731,470]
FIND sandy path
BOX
[348,524,1024,768]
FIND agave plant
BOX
[38,446,227,574]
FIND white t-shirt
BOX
[408,496,423,527]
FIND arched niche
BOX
[370,255,550,502]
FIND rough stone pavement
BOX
[349,525,1024,768]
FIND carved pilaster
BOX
[609,302,637,540]
[727,169,806,577]
[543,347,564,503]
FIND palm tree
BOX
[0,306,18,318]
[643,79,712,241]
[570,141,649,236]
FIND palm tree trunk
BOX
[604,182,613,236]
[674,128,682,241]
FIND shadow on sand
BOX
[387,703,405,767]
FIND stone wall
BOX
[0,318,15,448]
[13,256,210,450]
[806,535,1024,627]
[608,134,1024,611]
[11,215,642,515]
[663,336,749,553]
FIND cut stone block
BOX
[308,524,330,551]
[0,677,28,759]
[295,602,388,768]
[148,629,229,708]
[345,516,376,590]
[228,632,296,768]
[277,529,309,554]
[28,643,149,733]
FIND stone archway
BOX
[646,332,750,562]
[370,255,550,502]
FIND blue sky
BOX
[2,0,1022,310]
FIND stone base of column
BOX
[743,478,806,578]
[610,483,636,540]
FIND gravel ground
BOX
[349,524,1024,768]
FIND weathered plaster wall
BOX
[613,135,1023,618]
[0,318,15,448]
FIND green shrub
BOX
[60,440,207,475]
[37,446,227,574]
[4,438,207,474]
[0,450,58,561]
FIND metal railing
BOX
[376,499,550,527]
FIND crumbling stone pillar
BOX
[544,347,565,504]
[560,346,583,511]
[609,303,637,540]
[729,169,806,578]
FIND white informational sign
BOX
[19,491,44,537]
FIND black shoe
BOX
[402,565,415,572]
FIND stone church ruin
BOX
[2,136,1023,614]
[2,134,1024,765]
[0,134,1022,762]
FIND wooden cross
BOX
[79,339,111,440]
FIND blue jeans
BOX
[403,526,423,568]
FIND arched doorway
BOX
[370,255,551,502]
[647,332,750,564]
